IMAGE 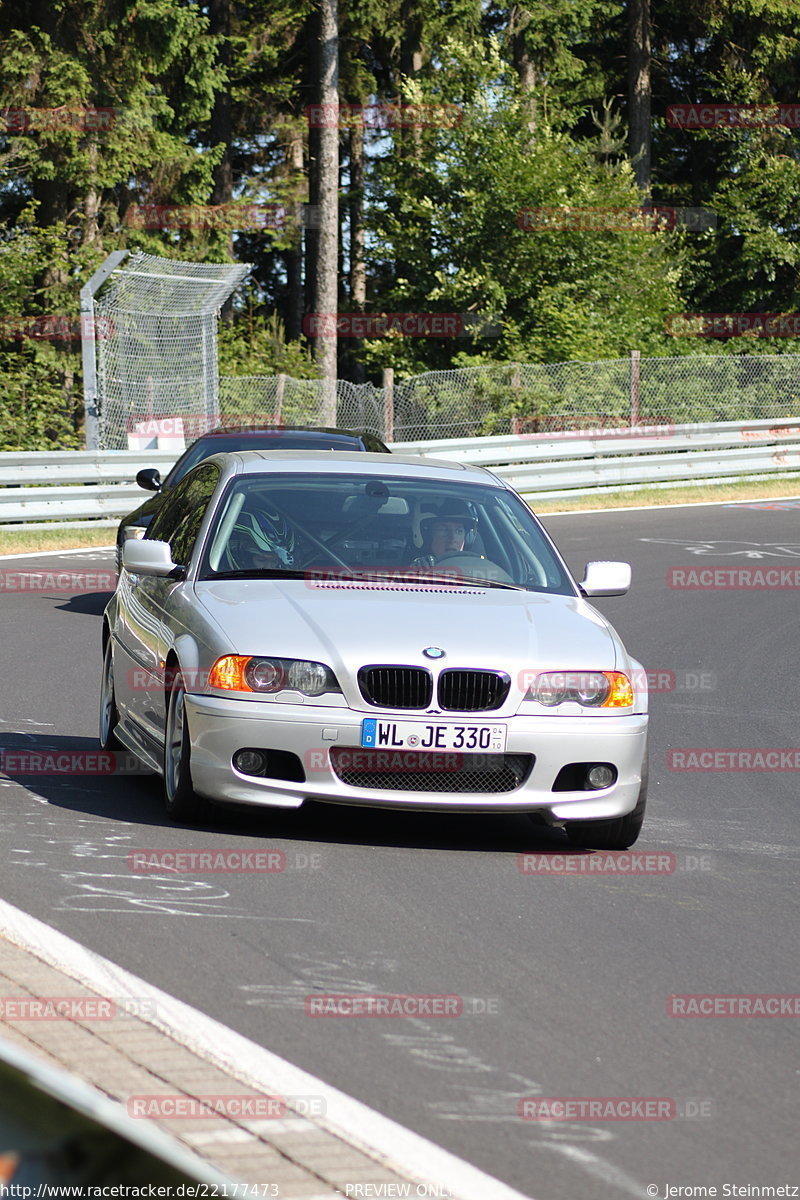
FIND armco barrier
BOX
[0,450,178,528]
[0,1034,232,1186]
[0,419,799,528]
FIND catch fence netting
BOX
[219,356,800,443]
[93,252,250,449]
[87,251,800,446]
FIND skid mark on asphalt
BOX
[538,1144,646,1197]
[640,538,800,557]
[381,1017,495,1075]
[57,870,251,916]
[2,800,303,919]
[427,1079,569,1125]
[240,951,625,1153]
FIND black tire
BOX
[99,637,122,751]
[564,749,648,850]
[163,670,211,822]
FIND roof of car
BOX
[207,448,503,485]
[194,425,384,441]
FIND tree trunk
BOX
[285,127,305,342]
[312,0,339,412]
[399,0,423,156]
[628,0,651,194]
[511,7,537,137]
[210,0,234,313]
[349,118,365,308]
[82,141,102,257]
[342,113,366,383]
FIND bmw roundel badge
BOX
[423,647,446,659]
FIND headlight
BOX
[527,671,633,708]
[286,660,331,695]
[209,656,340,697]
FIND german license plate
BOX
[361,719,507,753]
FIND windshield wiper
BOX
[357,568,525,590]
[202,567,353,581]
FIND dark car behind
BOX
[116,424,390,571]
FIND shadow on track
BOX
[0,730,574,855]
[53,591,113,617]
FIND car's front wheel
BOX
[99,637,121,751]
[563,750,648,850]
[163,671,211,823]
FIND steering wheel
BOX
[433,552,516,585]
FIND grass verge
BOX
[1,474,799,553]
[528,476,800,513]
[0,527,115,556]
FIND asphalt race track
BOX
[0,498,798,1200]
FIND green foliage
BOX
[0,344,82,450]
[363,44,685,374]
[217,312,319,378]
[1,0,800,448]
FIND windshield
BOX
[197,473,574,594]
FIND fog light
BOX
[586,764,615,790]
[234,749,267,775]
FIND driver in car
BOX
[411,501,478,568]
[225,507,295,571]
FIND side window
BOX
[148,463,220,565]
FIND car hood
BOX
[192,578,623,673]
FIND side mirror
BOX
[122,539,179,578]
[135,468,162,492]
[580,561,631,597]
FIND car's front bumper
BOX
[184,694,648,818]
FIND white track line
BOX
[0,545,115,560]
[0,899,534,1200]
[539,494,800,516]
[2,490,798,552]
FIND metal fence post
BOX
[630,349,641,426]
[383,367,394,441]
[275,373,285,422]
[79,250,129,449]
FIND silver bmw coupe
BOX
[101,451,648,847]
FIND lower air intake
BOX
[330,748,534,793]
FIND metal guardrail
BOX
[1,420,799,528]
[397,417,800,496]
[0,451,178,528]
[0,1034,232,1187]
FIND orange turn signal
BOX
[208,655,253,692]
[603,672,634,707]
